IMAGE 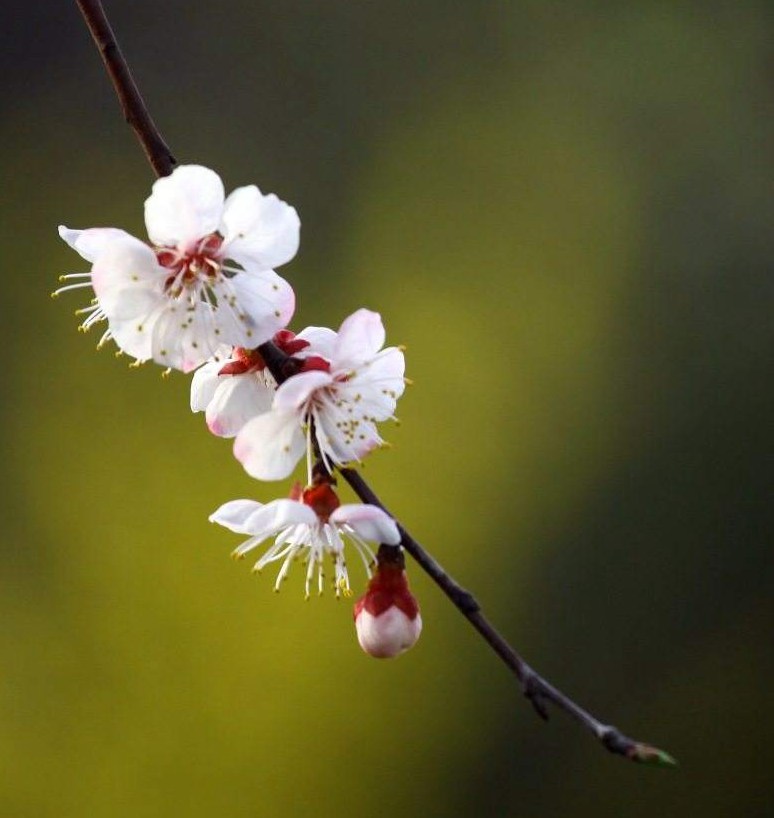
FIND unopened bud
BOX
[353,546,422,659]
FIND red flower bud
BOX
[353,547,422,658]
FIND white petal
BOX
[147,301,216,372]
[209,499,265,533]
[225,270,295,346]
[332,347,405,424]
[58,226,135,262]
[234,410,305,481]
[295,326,338,360]
[235,498,317,538]
[363,347,406,396]
[90,235,164,313]
[313,402,381,465]
[273,370,333,413]
[144,165,225,248]
[203,278,253,347]
[105,291,166,362]
[147,308,187,370]
[332,504,401,545]
[106,286,164,322]
[334,309,386,368]
[343,387,396,425]
[190,360,223,412]
[205,374,274,438]
[221,186,300,270]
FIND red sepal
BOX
[300,355,331,373]
[353,562,420,621]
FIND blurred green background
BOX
[1,1,772,815]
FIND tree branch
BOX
[73,0,675,767]
[75,0,176,177]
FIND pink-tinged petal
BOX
[296,326,338,360]
[234,410,305,481]
[235,498,317,539]
[334,309,386,367]
[205,374,274,438]
[226,269,295,347]
[209,499,264,533]
[273,370,333,413]
[221,186,300,270]
[332,504,401,545]
[355,607,422,659]
[58,226,135,263]
[144,165,225,248]
[190,361,223,412]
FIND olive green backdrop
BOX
[1,1,772,815]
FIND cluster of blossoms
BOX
[55,165,421,658]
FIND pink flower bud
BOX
[353,549,422,658]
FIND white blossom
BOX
[190,327,336,438]
[210,480,401,597]
[234,309,406,480]
[54,165,299,372]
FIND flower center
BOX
[218,346,267,375]
[217,331,313,376]
[300,355,331,373]
[301,482,340,523]
[156,233,224,293]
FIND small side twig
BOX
[73,0,676,767]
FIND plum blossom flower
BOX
[54,164,299,372]
[354,546,422,659]
[234,308,406,481]
[210,476,401,597]
[190,327,337,438]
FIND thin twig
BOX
[73,0,675,767]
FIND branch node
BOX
[600,726,627,754]
[454,588,480,614]
[521,672,550,720]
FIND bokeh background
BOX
[1,1,772,815]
